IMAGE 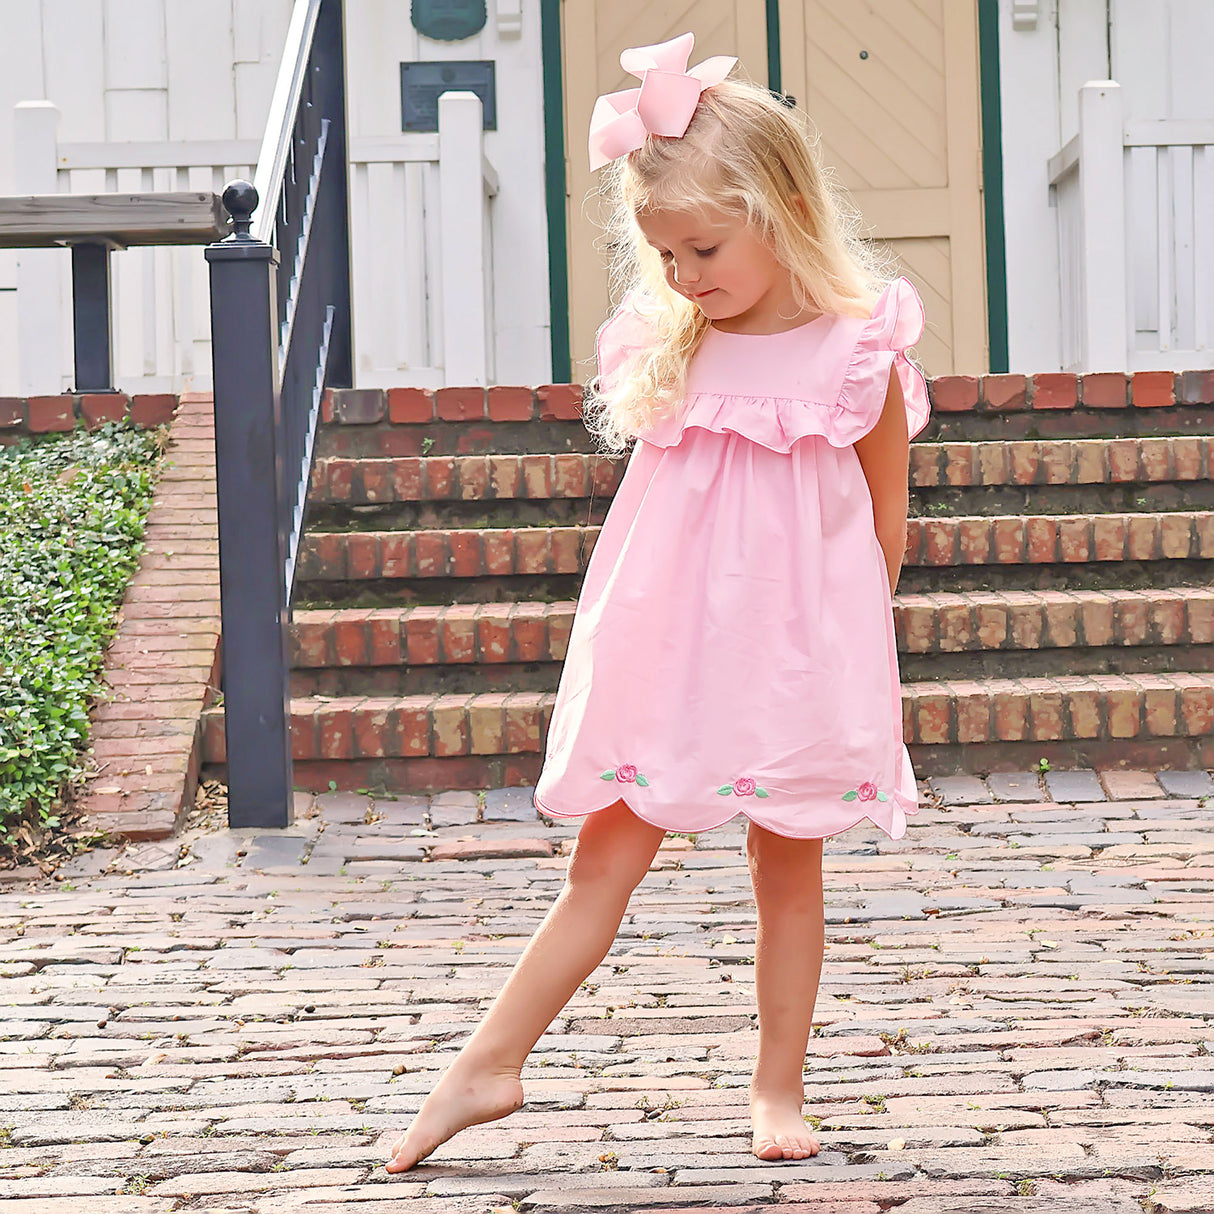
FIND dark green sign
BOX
[411,0,487,42]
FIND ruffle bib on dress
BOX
[534,278,931,840]
[598,277,930,453]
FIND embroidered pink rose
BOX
[842,782,890,803]
[717,777,770,798]
[601,764,649,787]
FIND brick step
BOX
[337,435,1214,502]
[923,369,1214,441]
[310,452,622,505]
[293,644,1214,698]
[290,589,1214,692]
[309,481,1213,535]
[199,672,1214,791]
[289,602,574,697]
[308,436,1212,510]
[320,373,1214,452]
[296,526,594,584]
[295,512,1213,587]
[293,591,1214,659]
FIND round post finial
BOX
[222,180,260,241]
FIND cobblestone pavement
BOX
[2,772,1213,1214]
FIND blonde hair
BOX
[582,76,892,454]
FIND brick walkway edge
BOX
[78,393,220,840]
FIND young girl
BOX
[387,31,929,1173]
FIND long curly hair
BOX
[582,76,893,455]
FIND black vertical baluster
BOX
[71,241,114,392]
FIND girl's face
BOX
[634,205,811,334]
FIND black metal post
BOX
[205,182,294,829]
[71,241,114,391]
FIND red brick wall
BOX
[0,392,179,442]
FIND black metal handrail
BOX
[205,0,351,828]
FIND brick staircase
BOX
[201,371,1214,792]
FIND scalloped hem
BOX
[533,788,917,842]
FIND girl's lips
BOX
[691,288,717,299]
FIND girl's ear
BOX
[789,193,808,218]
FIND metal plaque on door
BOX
[400,60,497,131]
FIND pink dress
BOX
[533,277,931,840]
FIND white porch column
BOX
[438,91,489,387]
[14,101,67,395]
[1078,81,1128,370]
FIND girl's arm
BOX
[853,368,910,597]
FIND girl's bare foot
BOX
[385,1059,524,1173]
[750,1091,820,1161]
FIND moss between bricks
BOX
[0,423,161,842]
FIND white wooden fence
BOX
[13,100,257,394]
[350,91,498,389]
[11,90,498,394]
[1050,80,1214,372]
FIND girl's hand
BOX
[854,368,910,597]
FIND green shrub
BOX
[0,423,160,840]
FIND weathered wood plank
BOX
[0,191,228,247]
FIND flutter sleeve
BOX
[837,276,931,442]
[594,292,658,394]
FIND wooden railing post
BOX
[439,91,490,386]
[205,182,294,829]
[1078,81,1128,370]
[14,101,65,395]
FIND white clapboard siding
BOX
[344,0,549,386]
[2,0,547,393]
[0,0,290,394]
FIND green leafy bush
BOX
[0,424,160,840]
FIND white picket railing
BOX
[11,90,498,394]
[1049,81,1214,372]
[349,91,498,388]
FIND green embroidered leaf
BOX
[841,790,858,801]
[600,771,616,780]
[755,788,770,798]
[717,785,734,796]
[635,774,649,787]
[876,791,889,802]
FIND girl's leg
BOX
[386,798,666,1172]
[746,821,825,1161]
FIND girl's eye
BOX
[695,247,717,257]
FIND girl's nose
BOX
[672,259,699,286]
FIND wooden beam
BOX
[0,191,228,248]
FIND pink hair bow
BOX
[588,32,737,171]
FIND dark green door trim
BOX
[540,0,572,383]
[766,0,781,93]
[978,0,1009,373]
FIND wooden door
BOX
[561,0,769,378]
[778,0,987,375]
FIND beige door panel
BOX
[562,0,769,379]
[779,0,987,374]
